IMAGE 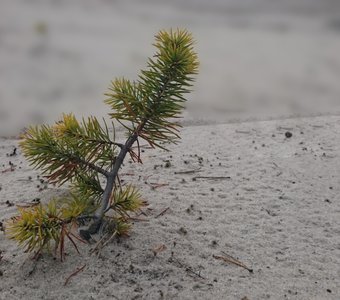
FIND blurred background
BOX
[1,0,340,136]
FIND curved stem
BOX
[94,131,140,220]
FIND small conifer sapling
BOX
[6,29,199,258]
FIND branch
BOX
[74,135,124,149]
[85,29,199,232]
[111,142,124,148]
[95,59,187,220]
[73,156,110,177]
[95,133,139,219]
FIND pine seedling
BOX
[6,29,199,257]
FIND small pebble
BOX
[178,227,187,235]
[5,200,14,207]
[285,131,293,138]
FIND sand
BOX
[1,0,340,135]
[1,0,340,299]
[1,115,340,300]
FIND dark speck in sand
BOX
[285,131,292,138]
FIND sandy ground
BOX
[1,0,340,135]
[1,0,340,299]
[1,115,340,300]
